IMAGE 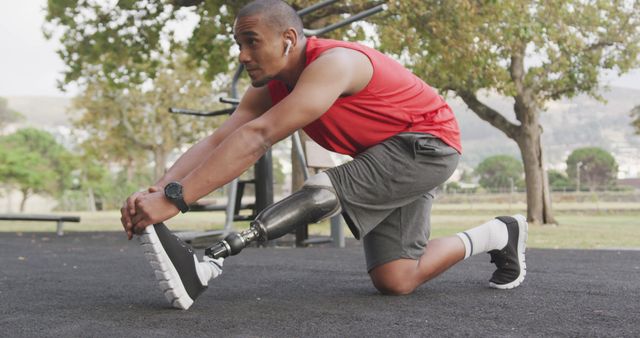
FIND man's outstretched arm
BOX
[152,86,273,189]
[128,50,367,233]
[121,86,271,239]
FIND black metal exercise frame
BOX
[170,0,386,246]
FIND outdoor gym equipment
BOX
[170,0,386,247]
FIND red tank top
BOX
[267,37,462,156]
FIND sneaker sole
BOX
[139,225,196,310]
[489,214,528,289]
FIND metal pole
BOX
[330,215,344,248]
[222,64,248,233]
[292,132,310,180]
[508,177,514,212]
[576,161,583,193]
[255,151,274,212]
[304,4,387,36]
[297,0,341,16]
[56,220,64,236]
[223,179,238,233]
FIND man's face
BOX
[233,15,287,87]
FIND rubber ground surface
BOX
[1,231,638,337]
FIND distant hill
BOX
[4,86,640,177]
[5,96,72,127]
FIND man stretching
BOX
[121,0,527,310]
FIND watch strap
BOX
[174,197,189,213]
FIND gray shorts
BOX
[326,133,460,271]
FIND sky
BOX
[1,1,639,98]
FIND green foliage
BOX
[71,52,225,181]
[44,0,175,89]
[0,128,75,210]
[376,0,640,222]
[0,97,24,129]
[45,0,380,202]
[377,1,640,103]
[566,147,618,191]
[548,169,572,191]
[444,181,462,194]
[45,0,375,90]
[475,155,524,191]
[61,164,154,211]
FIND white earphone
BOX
[284,39,292,56]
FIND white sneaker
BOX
[139,223,223,310]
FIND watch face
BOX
[165,182,182,199]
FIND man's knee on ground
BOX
[369,261,419,296]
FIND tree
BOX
[44,0,372,91]
[376,1,640,224]
[475,155,524,192]
[71,53,225,181]
[0,129,74,211]
[632,105,640,135]
[0,97,24,130]
[547,169,572,191]
[566,147,618,191]
[45,0,374,192]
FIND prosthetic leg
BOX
[205,173,340,259]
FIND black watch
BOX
[164,181,189,213]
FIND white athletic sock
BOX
[456,219,508,259]
[196,257,224,285]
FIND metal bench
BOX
[0,214,81,236]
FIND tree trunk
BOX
[540,145,555,223]
[515,122,557,225]
[6,187,12,213]
[19,188,29,212]
[457,89,557,225]
[87,187,97,212]
[153,148,168,183]
[126,156,135,182]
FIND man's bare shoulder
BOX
[315,47,371,66]
[309,47,373,95]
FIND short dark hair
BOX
[237,0,304,36]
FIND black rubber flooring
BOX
[1,231,639,337]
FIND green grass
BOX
[2,205,639,250]
[428,212,640,250]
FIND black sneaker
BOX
[488,214,528,289]
[139,223,218,309]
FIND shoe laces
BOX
[489,249,510,268]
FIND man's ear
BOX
[284,39,292,56]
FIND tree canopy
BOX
[44,0,372,91]
[0,128,74,211]
[71,52,225,181]
[566,147,618,191]
[475,155,524,191]
[547,169,572,191]
[376,0,640,223]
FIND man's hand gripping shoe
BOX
[139,223,223,309]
